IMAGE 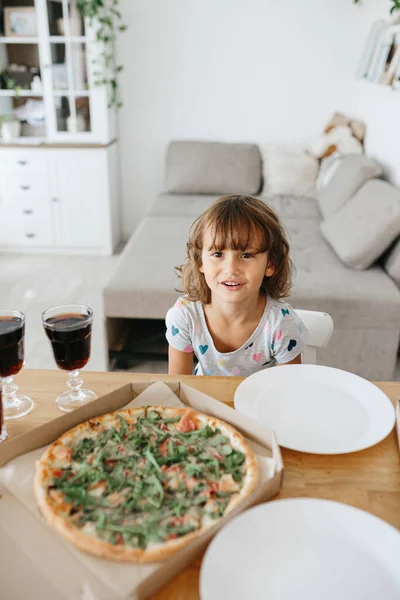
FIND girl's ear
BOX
[265,262,276,277]
[199,263,204,273]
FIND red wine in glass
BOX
[0,311,34,420]
[0,316,24,377]
[0,380,7,443]
[42,305,96,412]
[44,313,92,371]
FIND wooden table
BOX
[5,370,400,600]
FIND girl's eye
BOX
[211,252,223,258]
[241,253,254,259]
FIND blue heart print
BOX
[204,369,213,376]
[281,308,290,316]
[172,325,179,336]
[199,344,208,355]
[288,339,297,351]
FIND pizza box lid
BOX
[0,380,283,599]
[396,400,400,452]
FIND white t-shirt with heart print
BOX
[165,296,308,376]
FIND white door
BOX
[0,153,7,245]
[37,0,113,143]
[0,198,6,245]
[52,149,109,249]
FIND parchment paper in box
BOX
[0,381,283,600]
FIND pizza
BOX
[34,406,258,562]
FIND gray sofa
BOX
[104,141,400,380]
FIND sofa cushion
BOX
[320,180,400,270]
[316,153,342,191]
[146,193,218,218]
[317,155,383,219]
[260,144,318,198]
[165,141,261,195]
[383,237,400,286]
[284,218,400,330]
[104,216,191,319]
[259,194,321,220]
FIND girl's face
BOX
[199,226,275,304]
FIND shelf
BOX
[53,90,90,97]
[0,36,87,44]
[0,90,43,97]
[49,36,87,43]
[0,90,90,97]
[354,78,399,92]
[0,37,39,44]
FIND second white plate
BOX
[234,365,395,454]
[200,498,400,600]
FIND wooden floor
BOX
[0,252,398,379]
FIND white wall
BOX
[117,0,372,238]
[352,0,400,184]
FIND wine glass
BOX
[42,304,96,412]
[0,310,34,420]
[0,380,7,443]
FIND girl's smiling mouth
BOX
[220,281,245,289]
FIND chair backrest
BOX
[294,309,334,365]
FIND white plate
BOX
[234,365,395,454]
[200,498,400,600]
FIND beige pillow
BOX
[260,144,318,198]
[383,237,400,286]
[165,141,262,195]
[320,180,400,270]
[318,155,383,219]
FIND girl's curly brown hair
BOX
[176,195,293,304]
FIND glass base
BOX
[0,424,7,443]
[56,388,96,412]
[4,395,34,420]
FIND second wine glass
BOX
[42,304,96,412]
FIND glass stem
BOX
[67,370,84,401]
[2,376,20,409]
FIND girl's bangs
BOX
[206,211,270,253]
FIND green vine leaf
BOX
[77,0,127,110]
[353,0,400,11]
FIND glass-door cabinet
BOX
[0,0,116,144]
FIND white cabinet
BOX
[0,0,116,145]
[0,145,120,256]
[53,150,110,249]
[0,0,121,255]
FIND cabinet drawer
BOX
[6,221,54,247]
[6,174,50,197]
[7,200,52,223]
[1,151,48,174]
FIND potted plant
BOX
[0,114,21,142]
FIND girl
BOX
[166,195,308,376]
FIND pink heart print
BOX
[176,299,182,309]
[275,329,282,341]
[183,345,193,353]
[252,353,263,362]
[231,367,241,376]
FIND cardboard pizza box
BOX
[0,381,283,600]
[396,400,400,452]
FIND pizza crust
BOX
[34,406,259,563]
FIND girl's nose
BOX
[224,255,240,275]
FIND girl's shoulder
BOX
[166,297,202,322]
[266,298,294,320]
